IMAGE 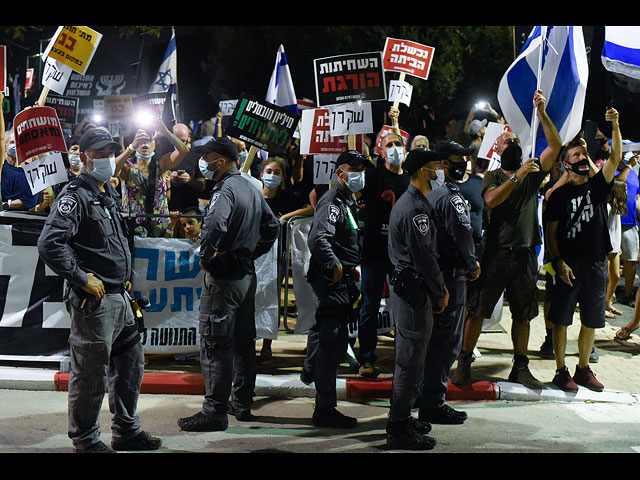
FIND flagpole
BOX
[171,26,181,123]
[530,26,546,159]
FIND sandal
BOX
[615,325,639,341]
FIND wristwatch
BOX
[509,173,519,183]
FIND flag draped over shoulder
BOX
[497,26,589,160]
[149,29,177,93]
[266,45,299,115]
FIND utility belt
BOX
[205,249,254,280]
[389,265,429,309]
[306,260,361,308]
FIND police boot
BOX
[451,350,474,385]
[386,419,437,451]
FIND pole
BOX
[530,26,546,159]
[241,145,258,173]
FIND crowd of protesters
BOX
[2,86,640,451]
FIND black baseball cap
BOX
[336,150,368,168]
[188,135,239,162]
[434,140,474,157]
[79,128,120,152]
[404,148,448,174]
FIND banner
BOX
[44,94,79,124]
[43,26,102,76]
[299,108,363,155]
[13,106,67,164]
[313,52,386,106]
[226,93,300,157]
[382,37,435,80]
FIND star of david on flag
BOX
[149,29,177,93]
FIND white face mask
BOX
[344,170,366,193]
[90,156,116,183]
[423,166,445,186]
[386,146,404,166]
[68,154,82,168]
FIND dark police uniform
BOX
[420,179,478,421]
[180,160,279,430]
[37,171,144,452]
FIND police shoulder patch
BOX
[412,213,430,236]
[328,204,341,224]
[58,195,78,216]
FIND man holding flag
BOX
[453,26,581,389]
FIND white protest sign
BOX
[478,122,513,171]
[219,99,238,116]
[326,101,373,137]
[22,153,68,194]
[388,79,412,107]
[313,154,338,185]
[41,57,73,95]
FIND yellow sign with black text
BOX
[43,26,102,75]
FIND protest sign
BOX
[42,26,102,76]
[219,99,238,116]
[103,95,134,121]
[478,122,513,171]
[13,106,67,164]
[313,154,339,185]
[227,93,300,157]
[382,37,435,80]
[131,89,175,129]
[41,56,74,96]
[388,79,413,107]
[374,125,410,155]
[22,153,68,194]
[325,101,373,137]
[44,94,79,124]
[314,52,386,106]
[299,108,363,155]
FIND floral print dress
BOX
[121,159,170,235]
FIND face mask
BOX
[199,158,216,180]
[424,166,445,185]
[500,143,523,171]
[566,158,590,176]
[68,154,82,168]
[447,161,467,181]
[136,151,155,161]
[344,171,365,193]
[262,172,281,190]
[386,146,404,166]
[238,151,248,163]
[90,156,116,183]
[7,143,16,158]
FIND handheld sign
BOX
[382,38,435,80]
[299,108,363,155]
[23,153,68,194]
[13,106,68,165]
[43,26,103,76]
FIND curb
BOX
[3,367,637,404]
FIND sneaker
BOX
[358,362,380,379]
[112,431,161,451]
[539,336,554,358]
[451,351,474,385]
[177,412,228,432]
[589,347,599,363]
[228,404,253,422]
[312,407,357,429]
[508,357,544,390]
[573,365,604,392]
[73,441,116,453]
[386,421,437,451]
[408,416,432,435]
[418,404,467,425]
[300,368,314,386]
[551,366,579,392]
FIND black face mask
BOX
[500,143,523,171]
[566,158,590,176]
[448,161,467,181]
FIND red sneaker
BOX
[552,366,579,392]
[573,365,604,392]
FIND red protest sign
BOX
[300,108,363,155]
[382,38,435,80]
[13,106,68,164]
[375,125,410,155]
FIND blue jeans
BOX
[357,266,388,365]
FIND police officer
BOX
[386,148,449,450]
[37,128,161,453]
[178,136,280,432]
[416,141,481,426]
[301,150,367,429]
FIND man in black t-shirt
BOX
[546,108,622,393]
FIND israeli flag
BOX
[266,44,299,115]
[497,26,588,159]
[602,26,640,81]
[149,29,177,93]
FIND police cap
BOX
[336,150,368,168]
[404,148,447,175]
[79,128,120,152]
[188,135,239,162]
[434,140,474,157]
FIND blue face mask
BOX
[199,158,220,180]
[344,170,365,193]
[262,173,281,190]
[90,156,116,183]
[136,151,155,161]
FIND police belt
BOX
[71,282,125,299]
[205,249,254,280]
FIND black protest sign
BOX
[314,52,386,106]
[44,94,79,124]
[226,93,299,157]
[131,86,175,128]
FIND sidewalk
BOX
[1,302,639,405]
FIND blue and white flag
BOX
[266,45,299,115]
[149,29,177,93]
[497,26,589,160]
[602,26,640,81]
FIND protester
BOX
[452,90,562,390]
[37,127,161,453]
[300,150,367,429]
[165,207,203,242]
[357,126,410,378]
[410,135,429,150]
[115,116,189,237]
[546,108,622,392]
[385,147,449,450]
[177,136,279,431]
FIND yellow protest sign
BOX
[43,26,102,75]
